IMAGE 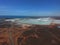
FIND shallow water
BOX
[18,19,52,25]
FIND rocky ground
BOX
[0,24,60,45]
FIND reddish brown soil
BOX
[0,24,60,45]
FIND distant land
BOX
[0,15,60,19]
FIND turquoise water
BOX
[19,19,52,25]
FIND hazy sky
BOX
[0,0,60,16]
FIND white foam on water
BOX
[5,18,60,25]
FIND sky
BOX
[0,0,60,16]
